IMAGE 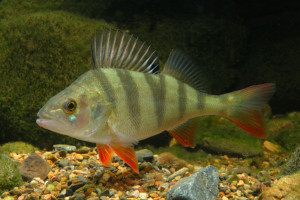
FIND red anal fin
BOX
[168,120,197,148]
[110,144,139,173]
[97,144,114,166]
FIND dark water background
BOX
[0,0,299,149]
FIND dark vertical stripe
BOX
[93,69,116,103]
[144,73,166,127]
[116,70,141,130]
[178,80,186,119]
[197,92,204,110]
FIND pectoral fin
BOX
[110,144,138,173]
[96,143,138,173]
[97,144,114,166]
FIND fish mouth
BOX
[36,110,54,128]
[36,117,53,128]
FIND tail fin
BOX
[225,83,275,138]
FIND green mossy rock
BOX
[194,116,264,157]
[268,112,300,152]
[0,154,23,194]
[198,137,263,157]
[0,142,39,155]
[274,129,300,152]
[267,118,294,137]
[0,1,114,149]
[281,146,300,175]
[195,116,263,152]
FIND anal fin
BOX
[97,144,114,166]
[168,119,197,148]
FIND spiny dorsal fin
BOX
[162,49,206,92]
[91,29,159,73]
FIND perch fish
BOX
[37,30,275,173]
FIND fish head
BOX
[36,84,108,140]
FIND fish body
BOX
[37,30,275,173]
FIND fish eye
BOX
[63,99,77,113]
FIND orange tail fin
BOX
[225,83,275,138]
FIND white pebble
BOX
[139,193,148,199]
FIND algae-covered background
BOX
[0,0,300,149]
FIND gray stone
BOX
[58,159,72,167]
[167,165,219,200]
[136,149,154,162]
[18,153,51,181]
[282,145,300,175]
[58,189,67,197]
[53,144,76,152]
[77,174,87,184]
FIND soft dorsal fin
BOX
[162,49,206,92]
[90,29,159,73]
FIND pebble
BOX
[1,147,286,200]
[53,144,77,152]
[139,193,148,199]
[75,154,84,161]
[167,167,189,181]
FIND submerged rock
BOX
[282,146,300,175]
[167,165,219,200]
[199,137,262,157]
[0,154,23,193]
[53,144,77,152]
[260,172,300,200]
[136,149,154,162]
[0,142,38,155]
[157,152,187,170]
[18,153,51,181]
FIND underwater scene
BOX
[0,0,299,199]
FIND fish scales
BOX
[37,30,275,173]
[87,68,202,141]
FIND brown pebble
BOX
[42,194,52,200]
[48,171,54,179]
[85,188,96,196]
[219,191,225,197]
[113,162,119,167]
[61,184,68,189]
[102,173,111,182]
[237,180,244,187]
[75,154,83,161]
[150,193,159,198]
[230,185,237,191]
[60,176,68,183]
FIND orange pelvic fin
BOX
[109,144,139,173]
[97,143,138,173]
[97,144,114,166]
[168,119,197,148]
